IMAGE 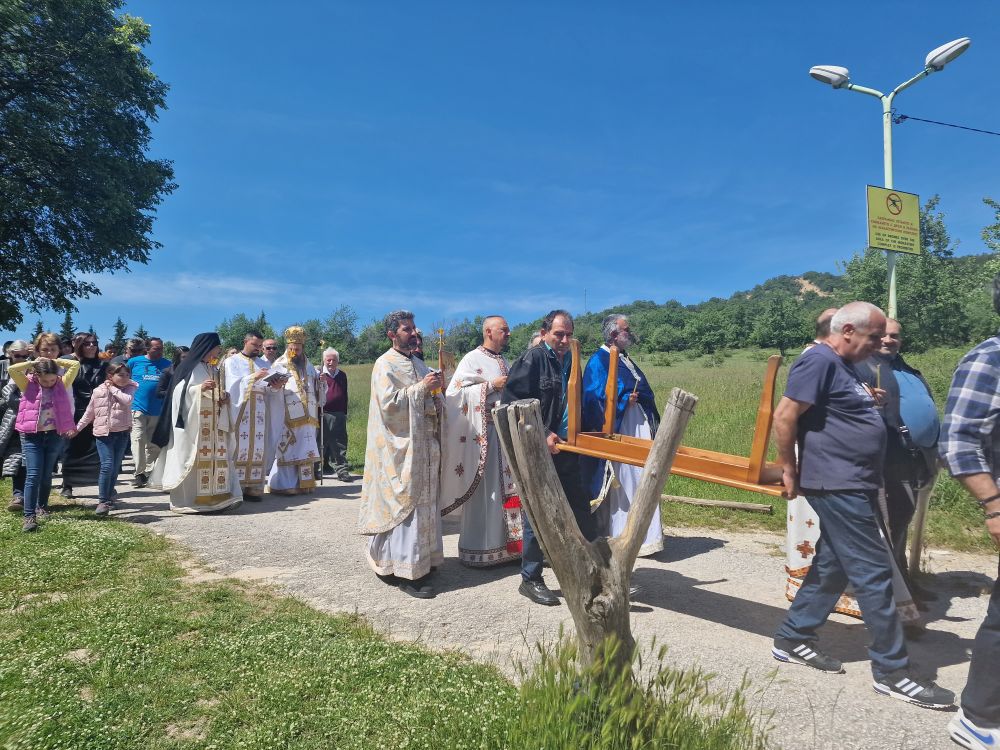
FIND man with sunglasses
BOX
[261,339,280,367]
[501,309,596,606]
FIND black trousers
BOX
[963,558,1000,728]
[521,451,597,581]
[321,411,348,473]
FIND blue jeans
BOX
[21,431,65,518]
[521,452,597,582]
[95,431,129,502]
[775,490,908,679]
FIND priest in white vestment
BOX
[149,332,242,514]
[223,331,282,500]
[358,310,445,599]
[581,315,664,556]
[266,326,325,496]
[441,316,522,567]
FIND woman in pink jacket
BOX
[71,364,138,517]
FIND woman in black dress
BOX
[60,333,107,497]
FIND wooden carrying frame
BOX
[558,341,785,497]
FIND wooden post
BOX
[602,345,619,436]
[494,387,698,670]
[566,339,582,445]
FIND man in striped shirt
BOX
[940,275,1000,749]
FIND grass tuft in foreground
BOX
[511,635,771,750]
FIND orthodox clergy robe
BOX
[267,355,324,494]
[149,362,242,513]
[440,346,522,567]
[223,352,273,496]
[581,345,664,557]
[358,348,443,580]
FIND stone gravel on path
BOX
[79,479,997,750]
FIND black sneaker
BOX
[873,670,955,709]
[133,473,148,488]
[771,638,844,673]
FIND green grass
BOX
[0,500,516,749]
[345,346,993,553]
[0,489,769,750]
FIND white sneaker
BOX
[949,709,1000,750]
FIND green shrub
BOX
[508,636,771,750]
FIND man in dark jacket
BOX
[857,318,939,602]
[501,309,596,606]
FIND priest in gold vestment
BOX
[358,310,445,598]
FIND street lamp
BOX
[809,37,971,319]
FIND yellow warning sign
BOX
[867,185,921,255]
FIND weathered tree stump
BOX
[494,387,698,670]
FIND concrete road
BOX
[86,478,995,750]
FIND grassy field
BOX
[344,345,992,553]
[0,489,769,750]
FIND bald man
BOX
[440,316,523,567]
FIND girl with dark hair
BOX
[7,356,79,532]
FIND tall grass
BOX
[510,635,770,750]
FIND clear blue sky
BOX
[7,2,1000,348]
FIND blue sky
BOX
[7,2,1000,348]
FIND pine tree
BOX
[132,323,149,341]
[32,319,45,339]
[87,324,96,336]
[110,317,128,354]
[59,309,76,341]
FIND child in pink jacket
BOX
[71,364,138,516]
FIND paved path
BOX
[83,478,996,750]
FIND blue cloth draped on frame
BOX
[580,346,660,501]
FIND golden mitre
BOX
[284,326,306,344]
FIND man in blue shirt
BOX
[771,301,953,710]
[127,337,170,487]
[857,319,940,603]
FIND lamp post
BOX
[809,37,971,319]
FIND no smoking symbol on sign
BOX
[886,193,903,216]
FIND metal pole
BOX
[882,94,897,319]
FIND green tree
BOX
[748,294,809,355]
[59,309,75,341]
[110,317,128,353]
[0,0,176,329]
[87,324,96,336]
[217,311,276,352]
[31,319,44,340]
[132,323,149,341]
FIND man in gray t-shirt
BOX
[770,301,953,709]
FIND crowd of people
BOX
[2,289,1000,748]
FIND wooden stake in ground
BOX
[493,387,698,670]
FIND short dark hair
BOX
[541,309,573,333]
[147,337,163,346]
[105,362,130,379]
[384,310,415,335]
[126,337,146,352]
[244,331,264,342]
[31,357,60,377]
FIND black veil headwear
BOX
[151,332,221,448]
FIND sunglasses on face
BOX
[264,346,277,350]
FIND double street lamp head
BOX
[808,37,971,88]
